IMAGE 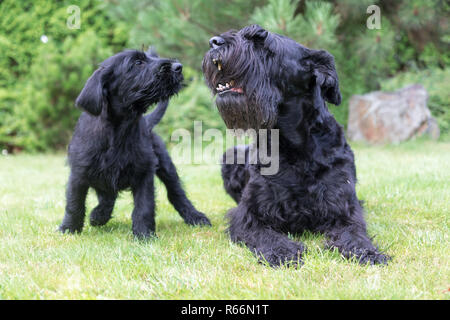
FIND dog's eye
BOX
[135,60,143,66]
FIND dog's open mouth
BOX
[212,58,244,95]
[215,80,244,95]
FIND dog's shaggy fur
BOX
[203,25,390,267]
[59,49,211,238]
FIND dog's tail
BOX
[145,99,169,131]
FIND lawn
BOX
[0,140,448,299]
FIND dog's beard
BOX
[215,92,276,130]
[211,78,280,130]
[216,93,250,130]
[124,75,183,114]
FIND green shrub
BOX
[13,31,113,151]
[115,0,264,69]
[0,0,126,151]
[0,89,21,151]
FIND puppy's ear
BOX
[75,68,106,116]
[308,49,341,123]
[146,46,158,58]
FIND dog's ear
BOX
[243,24,269,41]
[310,49,341,106]
[307,49,341,123]
[75,68,106,116]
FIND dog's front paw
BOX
[256,243,306,268]
[90,208,112,227]
[58,223,83,234]
[347,248,391,266]
[184,211,212,227]
[58,214,84,234]
[358,250,391,266]
[132,224,157,240]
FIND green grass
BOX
[0,140,449,299]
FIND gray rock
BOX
[347,84,439,144]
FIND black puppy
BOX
[59,49,211,238]
[203,25,390,267]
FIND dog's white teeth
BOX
[216,82,237,93]
[218,62,222,71]
[216,82,238,92]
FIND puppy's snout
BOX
[209,36,225,49]
[171,62,183,73]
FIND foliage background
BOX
[0,0,448,152]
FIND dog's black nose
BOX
[171,62,183,73]
[209,36,225,49]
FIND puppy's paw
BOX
[133,231,158,241]
[184,211,212,227]
[89,208,112,227]
[58,223,83,234]
[58,214,84,234]
[132,224,157,240]
[256,243,306,268]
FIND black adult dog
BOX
[59,49,211,239]
[202,25,390,267]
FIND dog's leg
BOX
[131,174,157,239]
[90,190,117,226]
[221,146,250,203]
[324,204,390,265]
[59,172,89,234]
[152,133,211,226]
[228,203,305,268]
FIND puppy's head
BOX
[202,24,341,130]
[76,49,183,117]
